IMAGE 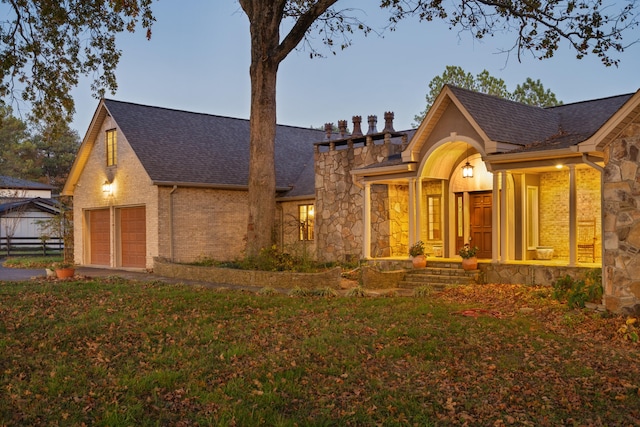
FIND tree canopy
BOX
[413,65,562,126]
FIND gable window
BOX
[427,195,441,240]
[299,204,314,241]
[106,129,117,166]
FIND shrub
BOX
[346,286,366,297]
[414,285,433,298]
[552,270,603,309]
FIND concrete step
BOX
[398,265,479,289]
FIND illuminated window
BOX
[106,129,117,166]
[299,204,314,241]
[427,195,441,240]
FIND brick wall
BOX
[72,118,158,269]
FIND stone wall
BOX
[154,257,342,289]
[315,133,404,262]
[603,119,640,314]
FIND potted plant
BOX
[53,261,75,279]
[458,243,479,270]
[409,240,427,269]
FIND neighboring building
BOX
[0,176,60,242]
[63,86,640,312]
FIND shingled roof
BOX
[447,86,634,151]
[0,176,53,191]
[102,100,325,192]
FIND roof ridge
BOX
[102,98,325,133]
[446,84,548,111]
[545,92,636,110]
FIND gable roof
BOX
[64,100,325,195]
[0,197,60,215]
[447,85,635,151]
[102,100,325,189]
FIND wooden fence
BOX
[0,236,64,256]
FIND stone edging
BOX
[154,257,342,289]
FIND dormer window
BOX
[106,129,117,166]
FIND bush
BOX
[552,270,602,309]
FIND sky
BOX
[69,1,640,136]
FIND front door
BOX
[470,192,492,258]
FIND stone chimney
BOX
[383,111,395,133]
[351,116,363,137]
[324,122,333,140]
[337,120,348,138]
[367,115,378,134]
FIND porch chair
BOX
[577,219,597,263]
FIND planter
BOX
[412,255,427,269]
[461,257,478,271]
[55,268,75,279]
[45,268,56,278]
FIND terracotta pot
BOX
[412,255,427,269]
[461,257,478,271]
[55,268,75,279]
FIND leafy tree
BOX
[2,1,638,257]
[413,66,562,126]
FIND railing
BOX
[0,236,64,256]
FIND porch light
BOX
[462,161,474,178]
[462,144,474,178]
[102,180,112,195]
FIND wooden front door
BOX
[90,209,110,265]
[470,192,492,259]
[120,206,146,268]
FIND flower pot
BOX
[55,268,75,279]
[45,268,56,278]
[461,257,477,271]
[412,255,427,269]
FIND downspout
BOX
[169,185,178,261]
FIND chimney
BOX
[383,111,395,133]
[337,120,348,138]
[367,115,378,134]
[351,116,363,137]
[324,122,333,140]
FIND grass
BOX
[2,255,62,269]
[0,278,639,426]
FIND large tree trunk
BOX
[244,2,283,258]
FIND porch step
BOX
[398,262,479,289]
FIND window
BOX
[106,129,117,166]
[299,204,314,241]
[526,186,539,249]
[427,195,441,240]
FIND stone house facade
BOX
[64,86,640,313]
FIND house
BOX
[63,86,640,313]
[0,176,60,245]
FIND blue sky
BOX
[70,1,640,135]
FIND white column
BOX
[492,171,500,262]
[363,182,371,259]
[408,178,416,249]
[416,178,423,244]
[569,165,577,266]
[500,171,508,263]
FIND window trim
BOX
[298,204,314,241]
[106,128,117,167]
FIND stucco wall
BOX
[72,116,158,269]
[157,186,248,263]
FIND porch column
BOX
[492,171,500,262]
[416,178,423,244]
[500,171,508,263]
[408,178,416,247]
[363,182,371,259]
[569,165,577,266]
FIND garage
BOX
[119,206,146,268]
[89,209,110,265]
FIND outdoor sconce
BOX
[102,180,112,195]
[462,144,474,178]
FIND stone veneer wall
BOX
[315,136,403,262]
[539,169,601,260]
[276,199,317,259]
[603,119,640,314]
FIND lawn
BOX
[1,277,639,426]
